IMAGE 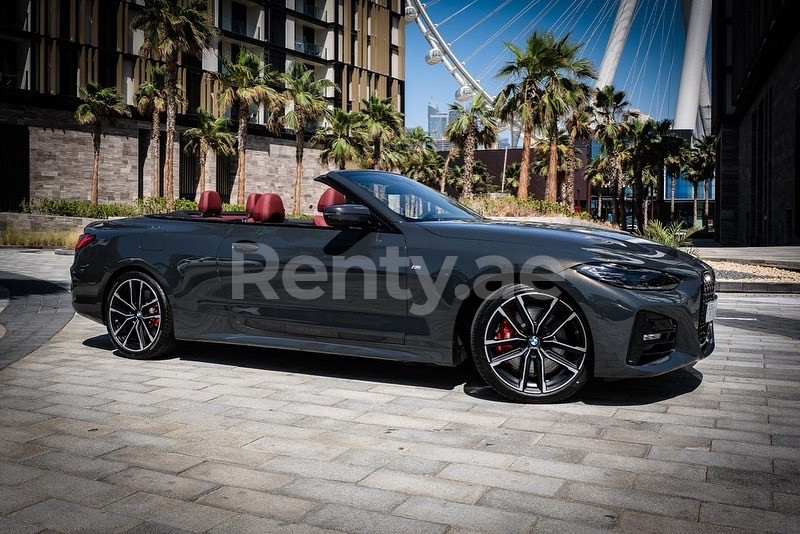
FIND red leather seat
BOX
[252,193,286,223]
[313,188,346,227]
[245,193,262,215]
[198,191,222,218]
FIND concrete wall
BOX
[0,213,99,233]
[0,103,333,214]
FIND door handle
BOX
[232,241,260,254]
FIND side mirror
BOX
[323,204,371,228]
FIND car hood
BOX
[417,219,710,274]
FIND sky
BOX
[404,0,703,135]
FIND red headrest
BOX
[198,191,222,216]
[253,193,286,223]
[317,188,346,212]
[245,193,262,214]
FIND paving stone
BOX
[537,433,650,457]
[22,470,132,507]
[30,434,124,457]
[123,521,193,534]
[616,510,752,534]
[9,498,140,534]
[281,477,407,512]
[648,445,774,472]
[774,493,800,515]
[0,460,42,485]
[103,467,219,501]
[478,488,617,528]
[102,446,204,474]
[531,518,614,534]
[245,436,347,461]
[581,452,707,481]
[0,440,52,462]
[106,492,233,533]
[563,482,699,520]
[438,463,564,497]
[181,461,293,492]
[360,468,487,504]
[305,504,447,534]
[700,502,799,534]
[510,455,635,488]
[0,486,46,515]
[206,513,337,534]
[598,426,711,448]
[354,412,449,430]
[30,417,116,438]
[403,444,517,469]
[198,486,318,522]
[263,455,376,483]
[711,439,800,461]
[633,473,773,509]
[23,451,127,479]
[393,496,536,534]
[0,515,46,534]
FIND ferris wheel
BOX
[403,0,712,134]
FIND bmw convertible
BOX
[71,170,716,402]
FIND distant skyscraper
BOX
[428,101,449,141]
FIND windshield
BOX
[345,171,481,221]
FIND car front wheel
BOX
[471,284,591,403]
[105,271,175,359]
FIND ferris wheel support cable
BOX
[465,0,542,63]
[451,1,512,46]
[585,0,620,59]
[551,0,589,36]
[408,0,493,102]
[629,0,670,108]
[577,0,614,45]
[437,0,478,28]
[476,0,561,81]
[621,0,659,91]
[648,0,677,115]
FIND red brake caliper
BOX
[494,320,514,353]
[149,306,159,328]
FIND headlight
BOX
[575,263,680,290]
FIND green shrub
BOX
[21,197,248,218]
[2,227,82,248]
[636,220,698,252]
[462,196,586,219]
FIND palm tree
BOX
[311,108,364,170]
[532,131,569,188]
[495,32,559,200]
[183,108,235,201]
[503,162,521,195]
[586,154,609,220]
[692,134,716,228]
[535,36,595,203]
[74,82,131,204]
[400,127,437,181]
[217,50,282,206]
[564,85,593,209]
[624,117,673,230]
[357,94,404,170]
[684,158,703,228]
[446,93,499,200]
[593,85,633,228]
[131,0,218,211]
[441,128,464,193]
[664,148,685,221]
[280,62,336,214]
[134,64,167,197]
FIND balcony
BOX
[295,0,327,22]
[294,41,326,59]
[220,16,262,41]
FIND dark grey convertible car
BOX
[71,170,716,402]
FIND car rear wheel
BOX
[106,271,175,359]
[470,284,591,403]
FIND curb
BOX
[716,281,800,293]
[705,258,800,271]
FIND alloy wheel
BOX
[107,277,162,353]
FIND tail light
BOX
[75,233,96,251]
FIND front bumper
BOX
[562,268,714,379]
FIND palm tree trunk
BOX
[195,149,207,202]
[373,138,381,170]
[564,129,577,210]
[546,132,559,203]
[692,183,698,228]
[633,166,645,231]
[703,178,710,228]
[441,150,453,193]
[151,108,161,197]
[235,102,249,206]
[461,128,476,200]
[518,124,532,199]
[293,126,305,215]
[91,122,101,205]
[164,53,178,211]
[609,152,622,227]
[670,174,676,220]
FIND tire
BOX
[105,271,176,359]
[470,284,591,403]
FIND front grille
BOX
[698,270,716,349]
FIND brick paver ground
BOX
[0,249,798,533]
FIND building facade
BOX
[712,0,800,245]
[0,0,405,211]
